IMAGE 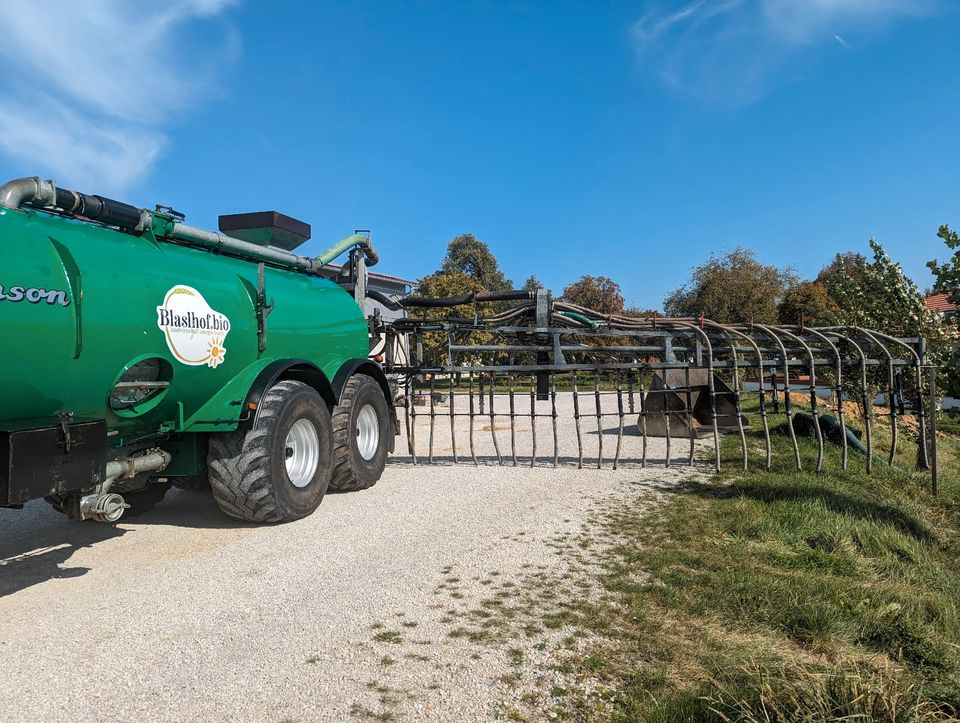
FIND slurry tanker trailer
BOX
[0,177,394,523]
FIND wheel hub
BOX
[285,418,320,487]
[356,404,379,461]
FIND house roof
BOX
[924,292,956,313]
[324,263,414,286]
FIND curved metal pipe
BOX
[704,321,759,472]
[855,328,899,466]
[830,330,873,473]
[823,325,928,470]
[315,233,379,267]
[660,318,721,471]
[769,326,825,472]
[0,176,57,210]
[788,326,847,469]
[751,324,802,471]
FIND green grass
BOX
[555,396,960,721]
[371,630,404,644]
[941,409,960,437]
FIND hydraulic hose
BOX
[398,290,535,308]
[557,310,598,328]
[367,288,404,311]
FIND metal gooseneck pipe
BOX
[168,225,378,271]
[315,233,379,267]
[0,177,57,210]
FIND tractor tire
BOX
[44,481,173,519]
[328,374,390,493]
[207,380,334,523]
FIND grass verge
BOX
[557,397,960,722]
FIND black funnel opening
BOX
[218,211,311,252]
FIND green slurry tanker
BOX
[0,177,395,523]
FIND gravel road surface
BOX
[0,394,700,721]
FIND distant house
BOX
[924,292,957,325]
[323,263,413,323]
[362,269,414,323]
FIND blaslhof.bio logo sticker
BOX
[156,285,231,368]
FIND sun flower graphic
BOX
[207,337,226,368]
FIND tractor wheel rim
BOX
[356,404,380,461]
[285,418,320,488]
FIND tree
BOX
[440,233,513,291]
[926,225,960,397]
[664,247,796,323]
[414,270,485,311]
[562,275,625,315]
[828,241,944,338]
[777,280,841,326]
[927,224,960,308]
[411,271,492,366]
[827,240,951,416]
[816,252,866,294]
[522,274,545,292]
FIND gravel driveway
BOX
[0,394,700,721]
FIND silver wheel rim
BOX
[356,404,380,461]
[285,418,320,488]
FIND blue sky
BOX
[0,1,957,310]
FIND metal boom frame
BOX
[374,291,936,487]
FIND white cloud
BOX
[0,0,238,196]
[630,0,942,104]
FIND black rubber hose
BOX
[474,290,535,302]
[366,289,403,311]
[54,187,143,231]
[394,289,535,309]
[54,187,82,212]
[401,293,476,308]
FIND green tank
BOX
[0,177,394,523]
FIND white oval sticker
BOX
[156,285,230,368]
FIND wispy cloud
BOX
[0,1,238,195]
[630,0,942,105]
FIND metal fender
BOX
[332,359,394,409]
[242,359,337,431]
[332,359,397,452]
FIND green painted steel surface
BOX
[0,207,368,444]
